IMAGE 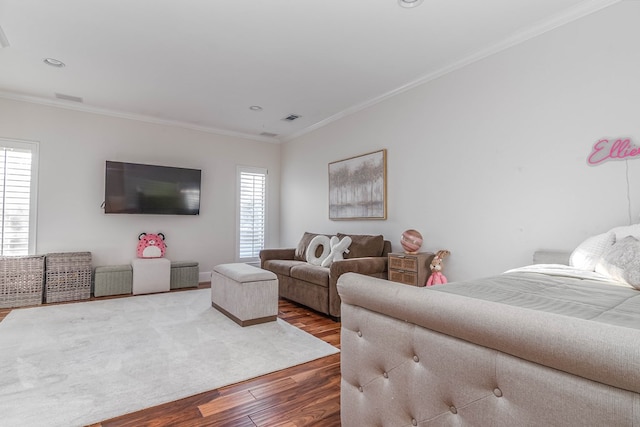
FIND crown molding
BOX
[0,91,281,144]
[0,0,621,145]
[283,0,622,142]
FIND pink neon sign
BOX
[588,138,640,166]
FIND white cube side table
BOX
[132,258,171,295]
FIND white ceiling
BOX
[0,0,620,142]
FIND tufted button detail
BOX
[383,372,389,378]
[411,418,417,426]
[413,355,419,363]
[357,330,362,337]
[358,386,363,392]
[494,388,503,397]
[450,406,458,414]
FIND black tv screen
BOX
[104,161,201,215]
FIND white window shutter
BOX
[238,167,267,260]
[0,145,35,255]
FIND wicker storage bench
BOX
[0,255,45,308]
[170,261,199,289]
[45,252,92,303]
[94,264,132,297]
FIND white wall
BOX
[0,98,281,277]
[280,2,640,281]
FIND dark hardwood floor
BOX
[0,284,342,427]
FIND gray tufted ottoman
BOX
[211,263,278,326]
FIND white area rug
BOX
[0,289,339,427]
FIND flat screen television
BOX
[104,161,201,215]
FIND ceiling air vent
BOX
[55,93,83,103]
[260,132,279,138]
[282,114,301,122]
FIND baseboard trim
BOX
[212,302,277,327]
[199,271,211,283]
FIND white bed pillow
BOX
[608,223,640,241]
[595,236,640,289]
[569,232,615,271]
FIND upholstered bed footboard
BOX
[337,273,640,426]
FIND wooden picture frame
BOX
[329,149,387,220]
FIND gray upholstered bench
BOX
[170,261,199,289]
[211,263,278,327]
[94,264,133,297]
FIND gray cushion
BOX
[263,259,305,276]
[213,263,276,283]
[338,233,385,258]
[171,261,198,268]
[95,264,132,273]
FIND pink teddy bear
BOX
[136,232,167,258]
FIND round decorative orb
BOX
[400,229,423,254]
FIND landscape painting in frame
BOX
[329,149,387,220]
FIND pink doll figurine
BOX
[426,250,450,286]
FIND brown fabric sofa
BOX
[260,232,391,319]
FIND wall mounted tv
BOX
[104,161,201,215]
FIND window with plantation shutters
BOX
[237,167,267,261]
[0,139,38,256]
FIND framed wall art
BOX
[329,149,387,220]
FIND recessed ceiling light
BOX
[398,0,424,8]
[249,105,263,111]
[43,58,65,68]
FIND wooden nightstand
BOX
[388,252,434,287]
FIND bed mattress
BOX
[432,264,640,330]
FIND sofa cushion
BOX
[263,259,306,276]
[338,233,385,259]
[290,264,330,288]
[294,232,330,261]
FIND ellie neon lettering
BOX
[587,138,640,166]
